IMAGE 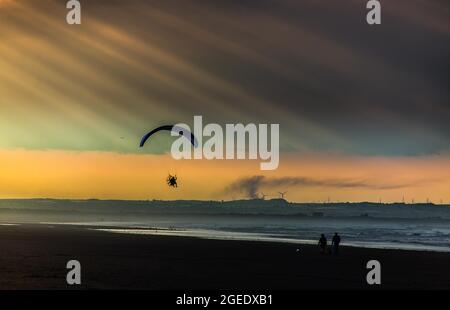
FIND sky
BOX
[0,0,449,202]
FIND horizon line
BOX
[0,197,447,206]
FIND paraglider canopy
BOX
[140,125,198,148]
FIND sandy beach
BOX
[0,224,449,290]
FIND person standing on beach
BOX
[318,234,327,254]
[331,233,341,255]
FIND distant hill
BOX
[0,198,448,221]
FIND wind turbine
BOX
[278,191,287,199]
[260,192,268,200]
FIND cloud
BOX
[1,0,448,156]
[225,175,425,199]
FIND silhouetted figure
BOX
[318,234,327,254]
[332,233,341,255]
[167,174,178,188]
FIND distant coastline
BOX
[0,197,448,208]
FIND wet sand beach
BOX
[0,224,449,290]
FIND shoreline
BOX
[4,221,449,253]
[0,222,450,253]
[94,227,450,254]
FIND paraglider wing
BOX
[140,125,198,148]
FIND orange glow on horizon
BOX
[0,149,449,203]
